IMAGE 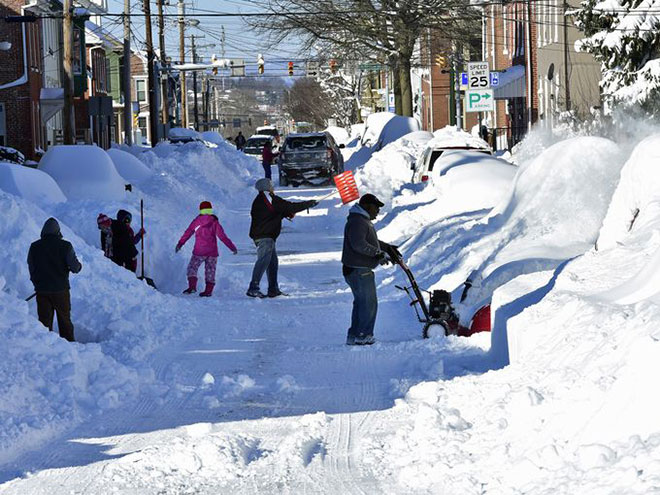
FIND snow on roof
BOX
[428,125,491,150]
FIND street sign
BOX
[306,61,320,77]
[466,89,494,112]
[462,71,500,88]
[467,61,490,89]
[230,59,245,77]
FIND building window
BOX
[136,80,146,102]
[73,27,82,74]
[106,58,112,92]
[138,116,148,138]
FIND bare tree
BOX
[248,0,479,117]
[284,78,334,128]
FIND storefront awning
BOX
[494,65,526,99]
[40,87,64,123]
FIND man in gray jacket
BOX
[341,194,398,345]
[28,218,82,342]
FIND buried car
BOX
[278,132,344,186]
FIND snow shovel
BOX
[305,171,360,205]
[137,199,157,289]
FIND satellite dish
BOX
[547,63,555,81]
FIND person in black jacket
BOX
[110,209,145,272]
[235,131,246,150]
[247,178,317,298]
[27,218,82,342]
[341,194,399,345]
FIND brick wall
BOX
[0,1,44,160]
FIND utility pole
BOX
[62,0,75,144]
[178,0,187,127]
[563,0,571,112]
[157,0,169,127]
[122,0,132,145]
[526,0,534,131]
[191,34,199,129]
[143,0,158,145]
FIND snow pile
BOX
[324,126,349,145]
[430,151,517,215]
[387,137,624,335]
[353,131,433,204]
[429,125,491,150]
[0,162,66,205]
[38,146,127,201]
[168,127,200,140]
[200,131,227,147]
[0,139,261,467]
[106,148,153,185]
[346,113,420,170]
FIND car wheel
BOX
[279,173,288,187]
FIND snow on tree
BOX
[574,0,660,113]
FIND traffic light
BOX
[288,61,294,76]
[329,59,337,74]
[211,54,218,75]
[435,54,447,69]
[257,54,265,75]
[212,67,218,75]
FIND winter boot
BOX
[199,283,215,297]
[183,277,197,294]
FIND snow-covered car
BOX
[255,125,281,149]
[278,132,344,187]
[243,135,276,157]
[412,128,492,183]
[167,127,216,148]
[0,146,25,166]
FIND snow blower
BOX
[389,248,490,339]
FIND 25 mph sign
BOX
[467,61,490,89]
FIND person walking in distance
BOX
[235,131,246,150]
[27,218,82,342]
[176,201,238,297]
[261,139,276,179]
[341,194,399,345]
[247,178,317,298]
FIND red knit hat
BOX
[199,201,213,211]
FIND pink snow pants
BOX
[187,255,217,283]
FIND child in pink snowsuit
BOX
[176,201,238,297]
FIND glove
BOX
[377,252,390,266]
[388,244,402,261]
[232,249,238,255]
[308,200,319,208]
[138,228,146,237]
[175,244,181,253]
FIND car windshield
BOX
[246,138,268,147]
[285,137,326,151]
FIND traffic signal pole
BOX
[143,0,158,145]
[178,0,187,127]
[157,0,168,126]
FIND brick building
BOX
[0,0,46,160]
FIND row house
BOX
[481,0,601,150]
[412,29,479,133]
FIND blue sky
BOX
[104,0,304,75]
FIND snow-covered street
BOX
[0,184,489,494]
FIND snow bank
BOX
[346,113,420,170]
[429,125,491,150]
[324,126,349,145]
[200,131,227,147]
[38,146,127,201]
[354,131,433,204]
[0,137,261,466]
[0,162,66,205]
[169,127,200,140]
[597,134,660,251]
[107,148,153,185]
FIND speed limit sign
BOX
[467,62,490,89]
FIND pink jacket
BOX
[177,215,237,257]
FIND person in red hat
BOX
[175,201,238,297]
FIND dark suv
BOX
[278,132,344,186]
